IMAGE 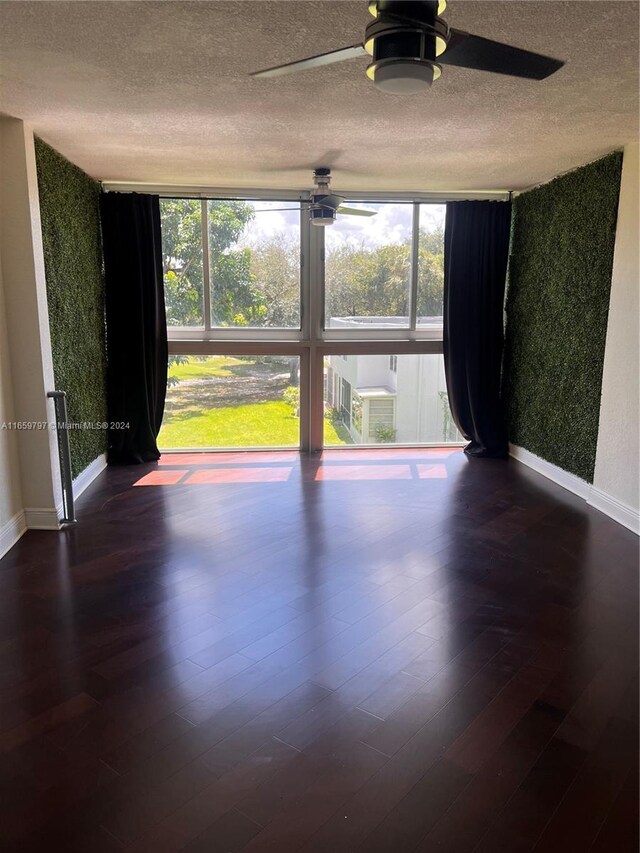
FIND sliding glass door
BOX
[159,193,462,451]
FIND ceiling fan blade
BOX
[252,207,305,213]
[337,206,377,217]
[316,194,345,210]
[441,29,564,80]
[250,44,367,79]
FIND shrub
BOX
[374,424,396,443]
[282,385,300,417]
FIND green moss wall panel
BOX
[35,137,107,478]
[503,151,623,483]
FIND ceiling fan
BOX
[307,168,376,226]
[250,0,565,94]
[254,168,377,226]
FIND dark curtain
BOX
[443,200,512,458]
[100,192,167,464]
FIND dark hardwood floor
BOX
[0,448,637,852]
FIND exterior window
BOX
[157,191,476,451]
[324,202,445,332]
[416,204,446,328]
[161,199,204,327]
[325,202,412,330]
[368,398,396,442]
[158,354,301,449]
[159,199,300,330]
[323,353,463,447]
[208,201,300,329]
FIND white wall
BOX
[0,252,25,551]
[329,352,459,444]
[0,117,61,530]
[591,142,639,531]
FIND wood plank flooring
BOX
[0,449,637,852]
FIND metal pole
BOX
[47,391,77,526]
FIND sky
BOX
[239,201,446,250]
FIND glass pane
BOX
[208,201,300,328]
[324,203,413,329]
[323,354,464,446]
[160,199,204,327]
[158,355,300,448]
[416,204,446,329]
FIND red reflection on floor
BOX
[319,448,460,461]
[159,451,299,466]
[185,467,293,484]
[417,464,448,479]
[314,464,412,481]
[134,470,188,486]
[135,449,462,486]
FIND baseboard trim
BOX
[73,453,107,499]
[587,487,640,535]
[20,455,107,534]
[24,507,60,530]
[509,443,639,535]
[508,444,591,499]
[0,510,27,559]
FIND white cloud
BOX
[236,201,446,249]
[241,202,301,246]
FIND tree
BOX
[416,226,444,318]
[208,201,267,326]
[325,241,412,319]
[160,199,266,327]
[249,232,300,327]
[161,199,204,326]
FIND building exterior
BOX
[325,318,463,446]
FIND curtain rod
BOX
[102,186,510,204]
[100,182,512,202]
[160,195,310,204]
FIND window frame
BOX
[162,191,308,340]
[158,188,460,345]
[119,184,509,452]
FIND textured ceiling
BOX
[0,1,638,191]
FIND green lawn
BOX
[159,400,346,448]
[168,356,244,381]
[159,356,348,448]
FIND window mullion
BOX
[409,202,420,331]
[200,198,212,331]
[309,220,324,343]
[300,204,310,340]
[307,215,324,450]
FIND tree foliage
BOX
[325,227,444,321]
[249,233,300,327]
[161,199,204,326]
[161,199,266,326]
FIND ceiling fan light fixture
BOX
[370,0,446,16]
[250,1,565,89]
[367,58,440,93]
[310,206,337,226]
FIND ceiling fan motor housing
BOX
[311,168,337,225]
[310,203,338,226]
[366,0,448,92]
